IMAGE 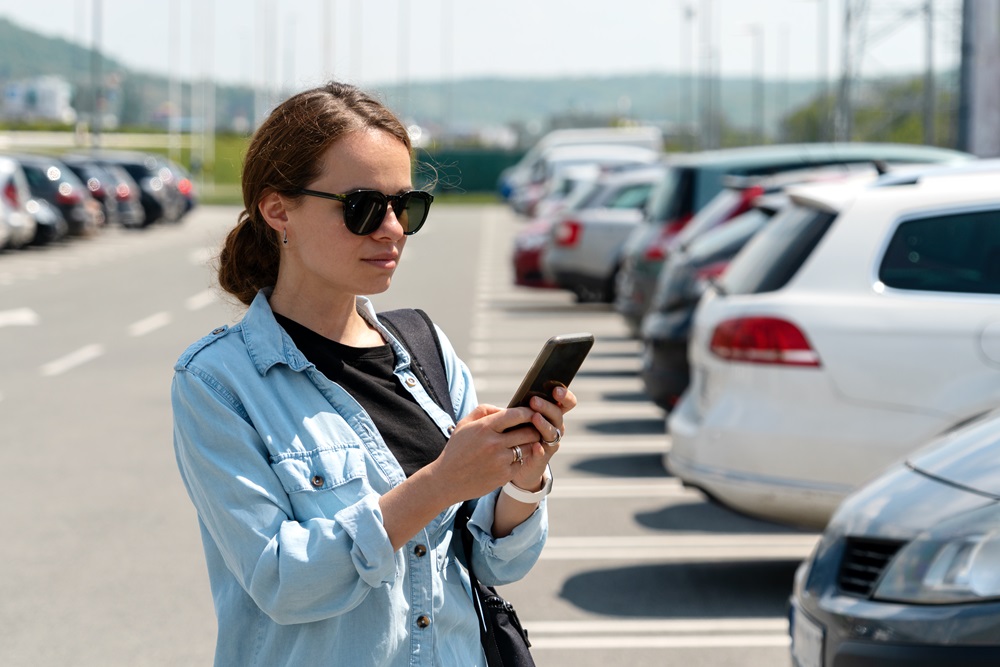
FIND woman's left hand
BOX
[508,385,576,491]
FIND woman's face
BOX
[274,128,414,301]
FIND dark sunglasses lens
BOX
[344,192,387,235]
[394,192,431,235]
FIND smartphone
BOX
[507,333,595,409]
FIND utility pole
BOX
[923,0,935,145]
[168,0,181,162]
[90,0,103,147]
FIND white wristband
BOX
[501,465,553,504]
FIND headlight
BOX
[874,503,1000,604]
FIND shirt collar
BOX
[242,289,404,376]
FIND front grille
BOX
[837,538,905,597]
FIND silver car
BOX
[790,408,1000,666]
[540,164,666,302]
[0,155,37,249]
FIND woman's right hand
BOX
[429,404,542,504]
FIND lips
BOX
[362,253,399,269]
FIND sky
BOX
[0,0,964,90]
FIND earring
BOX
[282,228,288,245]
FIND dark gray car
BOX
[789,410,1000,666]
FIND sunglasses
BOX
[295,188,434,236]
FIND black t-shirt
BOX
[274,313,448,477]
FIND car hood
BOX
[906,411,1000,499]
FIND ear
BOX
[257,190,289,233]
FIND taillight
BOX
[3,180,18,208]
[694,260,729,283]
[553,220,582,246]
[55,182,82,205]
[86,177,106,198]
[733,185,765,218]
[709,316,821,366]
[115,183,131,200]
[177,178,193,196]
[643,213,693,261]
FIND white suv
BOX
[667,164,1000,529]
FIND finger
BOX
[552,386,577,412]
[529,395,564,426]
[459,403,501,425]
[492,406,538,433]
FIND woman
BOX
[171,82,575,666]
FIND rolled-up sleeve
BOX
[465,490,548,587]
[172,367,397,626]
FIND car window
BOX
[878,208,1000,294]
[603,183,653,209]
[20,164,54,195]
[688,208,772,261]
[674,188,744,248]
[721,204,837,294]
[645,166,694,222]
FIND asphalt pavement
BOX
[0,203,816,666]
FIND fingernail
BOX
[555,387,566,399]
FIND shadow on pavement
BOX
[635,500,814,535]
[601,390,652,402]
[570,453,666,478]
[558,561,800,618]
[583,418,665,435]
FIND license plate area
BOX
[791,606,824,667]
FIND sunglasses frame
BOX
[295,188,434,236]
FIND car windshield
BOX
[687,208,773,261]
[721,203,837,295]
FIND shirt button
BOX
[414,544,427,557]
[211,327,225,335]
[404,376,417,387]
[416,615,431,629]
[310,475,324,488]
[447,425,456,435]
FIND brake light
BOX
[694,261,729,282]
[553,220,582,246]
[643,213,693,261]
[55,182,82,205]
[733,185,765,218]
[177,178,193,196]
[3,180,18,208]
[709,316,821,366]
[115,183,131,200]
[86,177,106,198]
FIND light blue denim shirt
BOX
[171,290,547,667]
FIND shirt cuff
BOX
[333,493,397,588]
[467,489,547,561]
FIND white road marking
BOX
[40,344,105,377]
[550,478,692,499]
[128,312,173,337]
[0,307,40,328]
[539,534,819,561]
[529,633,790,650]
[527,616,791,651]
[185,289,217,310]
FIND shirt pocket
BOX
[270,445,372,520]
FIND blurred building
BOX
[2,75,76,124]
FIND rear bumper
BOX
[640,338,690,411]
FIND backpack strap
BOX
[379,308,457,423]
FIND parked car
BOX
[509,143,661,217]
[498,125,663,200]
[61,155,145,228]
[83,151,187,225]
[26,197,69,245]
[512,217,561,290]
[540,163,667,302]
[165,157,197,216]
[0,155,38,249]
[667,167,1000,530]
[790,408,1000,667]
[640,163,888,410]
[640,194,788,409]
[614,143,974,337]
[13,153,103,236]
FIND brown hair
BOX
[218,82,412,306]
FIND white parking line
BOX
[40,344,105,377]
[128,312,173,337]
[539,534,819,561]
[530,633,790,650]
[526,617,791,650]
[0,307,40,328]
[185,288,217,311]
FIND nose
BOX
[373,200,405,239]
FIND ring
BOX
[541,428,562,447]
[512,445,524,465]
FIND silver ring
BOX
[541,428,562,447]
[512,445,524,465]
